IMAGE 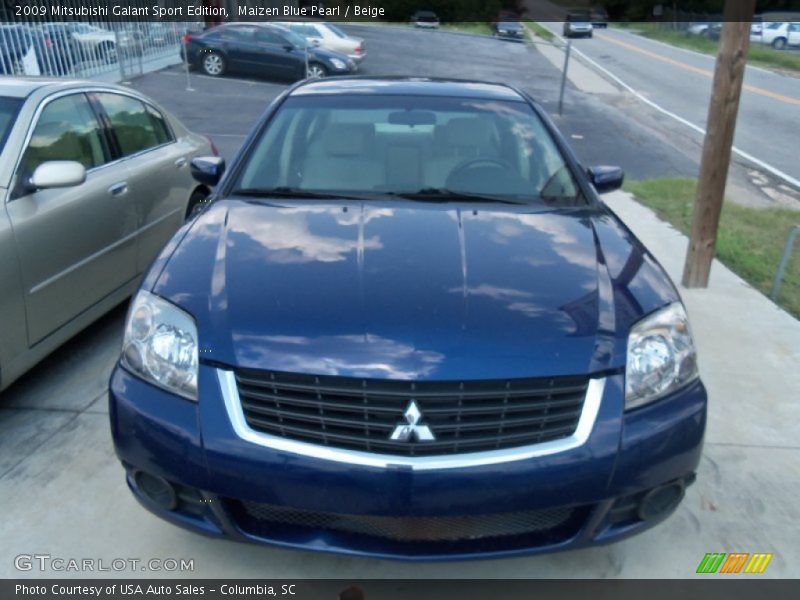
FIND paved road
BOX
[538,23,800,190]
[2,25,797,579]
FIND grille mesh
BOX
[235,369,589,457]
[238,501,576,542]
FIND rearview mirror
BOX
[587,165,624,194]
[190,156,225,187]
[388,110,437,126]
[29,161,86,190]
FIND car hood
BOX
[152,199,678,380]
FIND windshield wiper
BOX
[232,187,368,201]
[386,188,527,205]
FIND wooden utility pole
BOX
[682,0,756,288]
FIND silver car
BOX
[0,78,214,391]
[563,10,594,38]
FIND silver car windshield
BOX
[236,95,583,205]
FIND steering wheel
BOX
[447,157,516,182]
[445,157,529,196]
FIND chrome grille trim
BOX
[217,369,605,471]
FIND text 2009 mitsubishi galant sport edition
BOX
[109,78,706,560]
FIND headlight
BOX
[330,58,347,70]
[625,303,698,409]
[121,290,199,401]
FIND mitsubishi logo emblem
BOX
[390,400,436,442]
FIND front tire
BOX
[306,62,328,79]
[772,37,787,50]
[202,51,226,77]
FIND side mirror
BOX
[587,165,624,194]
[283,43,295,52]
[190,156,225,187]
[311,38,321,47]
[29,161,86,190]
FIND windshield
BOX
[0,96,22,155]
[280,28,308,49]
[326,23,348,38]
[235,95,583,206]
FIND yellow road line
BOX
[595,32,800,107]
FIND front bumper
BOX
[110,365,706,560]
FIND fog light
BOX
[637,481,685,521]
[134,471,177,511]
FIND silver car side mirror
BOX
[30,161,87,190]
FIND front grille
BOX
[237,501,577,542]
[235,369,589,457]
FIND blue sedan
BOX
[109,78,706,560]
[183,22,356,80]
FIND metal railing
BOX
[0,1,204,82]
[771,225,799,302]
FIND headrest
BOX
[321,123,375,157]
[442,117,495,148]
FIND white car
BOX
[757,21,800,49]
[687,22,713,36]
[276,21,366,62]
[563,11,593,38]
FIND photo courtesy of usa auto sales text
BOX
[15,584,299,597]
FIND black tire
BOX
[202,51,226,77]
[772,37,787,50]
[306,62,328,79]
[185,189,210,221]
[588,31,593,38]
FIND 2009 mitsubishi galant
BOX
[109,78,706,560]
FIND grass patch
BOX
[439,22,493,36]
[624,177,800,319]
[527,21,554,42]
[613,23,800,72]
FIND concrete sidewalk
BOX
[1,190,797,578]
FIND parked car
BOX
[183,23,357,80]
[492,20,526,41]
[0,79,215,392]
[65,23,120,63]
[686,22,713,36]
[758,21,800,49]
[411,10,440,28]
[590,7,609,28]
[275,21,366,63]
[110,77,706,560]
[0,24,73,76]
[35,23,80,75]
[564,10,594,38]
